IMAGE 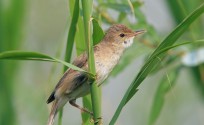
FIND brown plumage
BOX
[46,24,145,125]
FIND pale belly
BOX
[95,54,121,85]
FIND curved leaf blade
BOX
[0,51,88,73]
[109,3,204,125]
[0,51,53,60]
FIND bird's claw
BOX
[90,116,103,124]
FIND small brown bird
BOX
[46,24,145,125]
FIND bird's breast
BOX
[95,52,122,84]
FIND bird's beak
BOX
[134,30,146,36]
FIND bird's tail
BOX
[47,100,59,125]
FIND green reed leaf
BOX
[92,19,104,45]
[110,3,204,125]
[0,51,88,73]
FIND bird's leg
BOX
[69,100,93,116]
[69,100,102,124]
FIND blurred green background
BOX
[0,0,204,125]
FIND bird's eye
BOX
[119,33,125,37]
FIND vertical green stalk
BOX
[64,0,80,65]
[58,0,80,125]
[74,2,93,123]
[57,110,63,125]
[81,0,101,124]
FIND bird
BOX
[46,24,145,125]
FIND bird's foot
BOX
[90,116,103,124]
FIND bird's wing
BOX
[47,53,88,103]
[56,53,88,89]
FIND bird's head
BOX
[104,24,145,48]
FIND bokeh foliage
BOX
[0,0,25,125]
